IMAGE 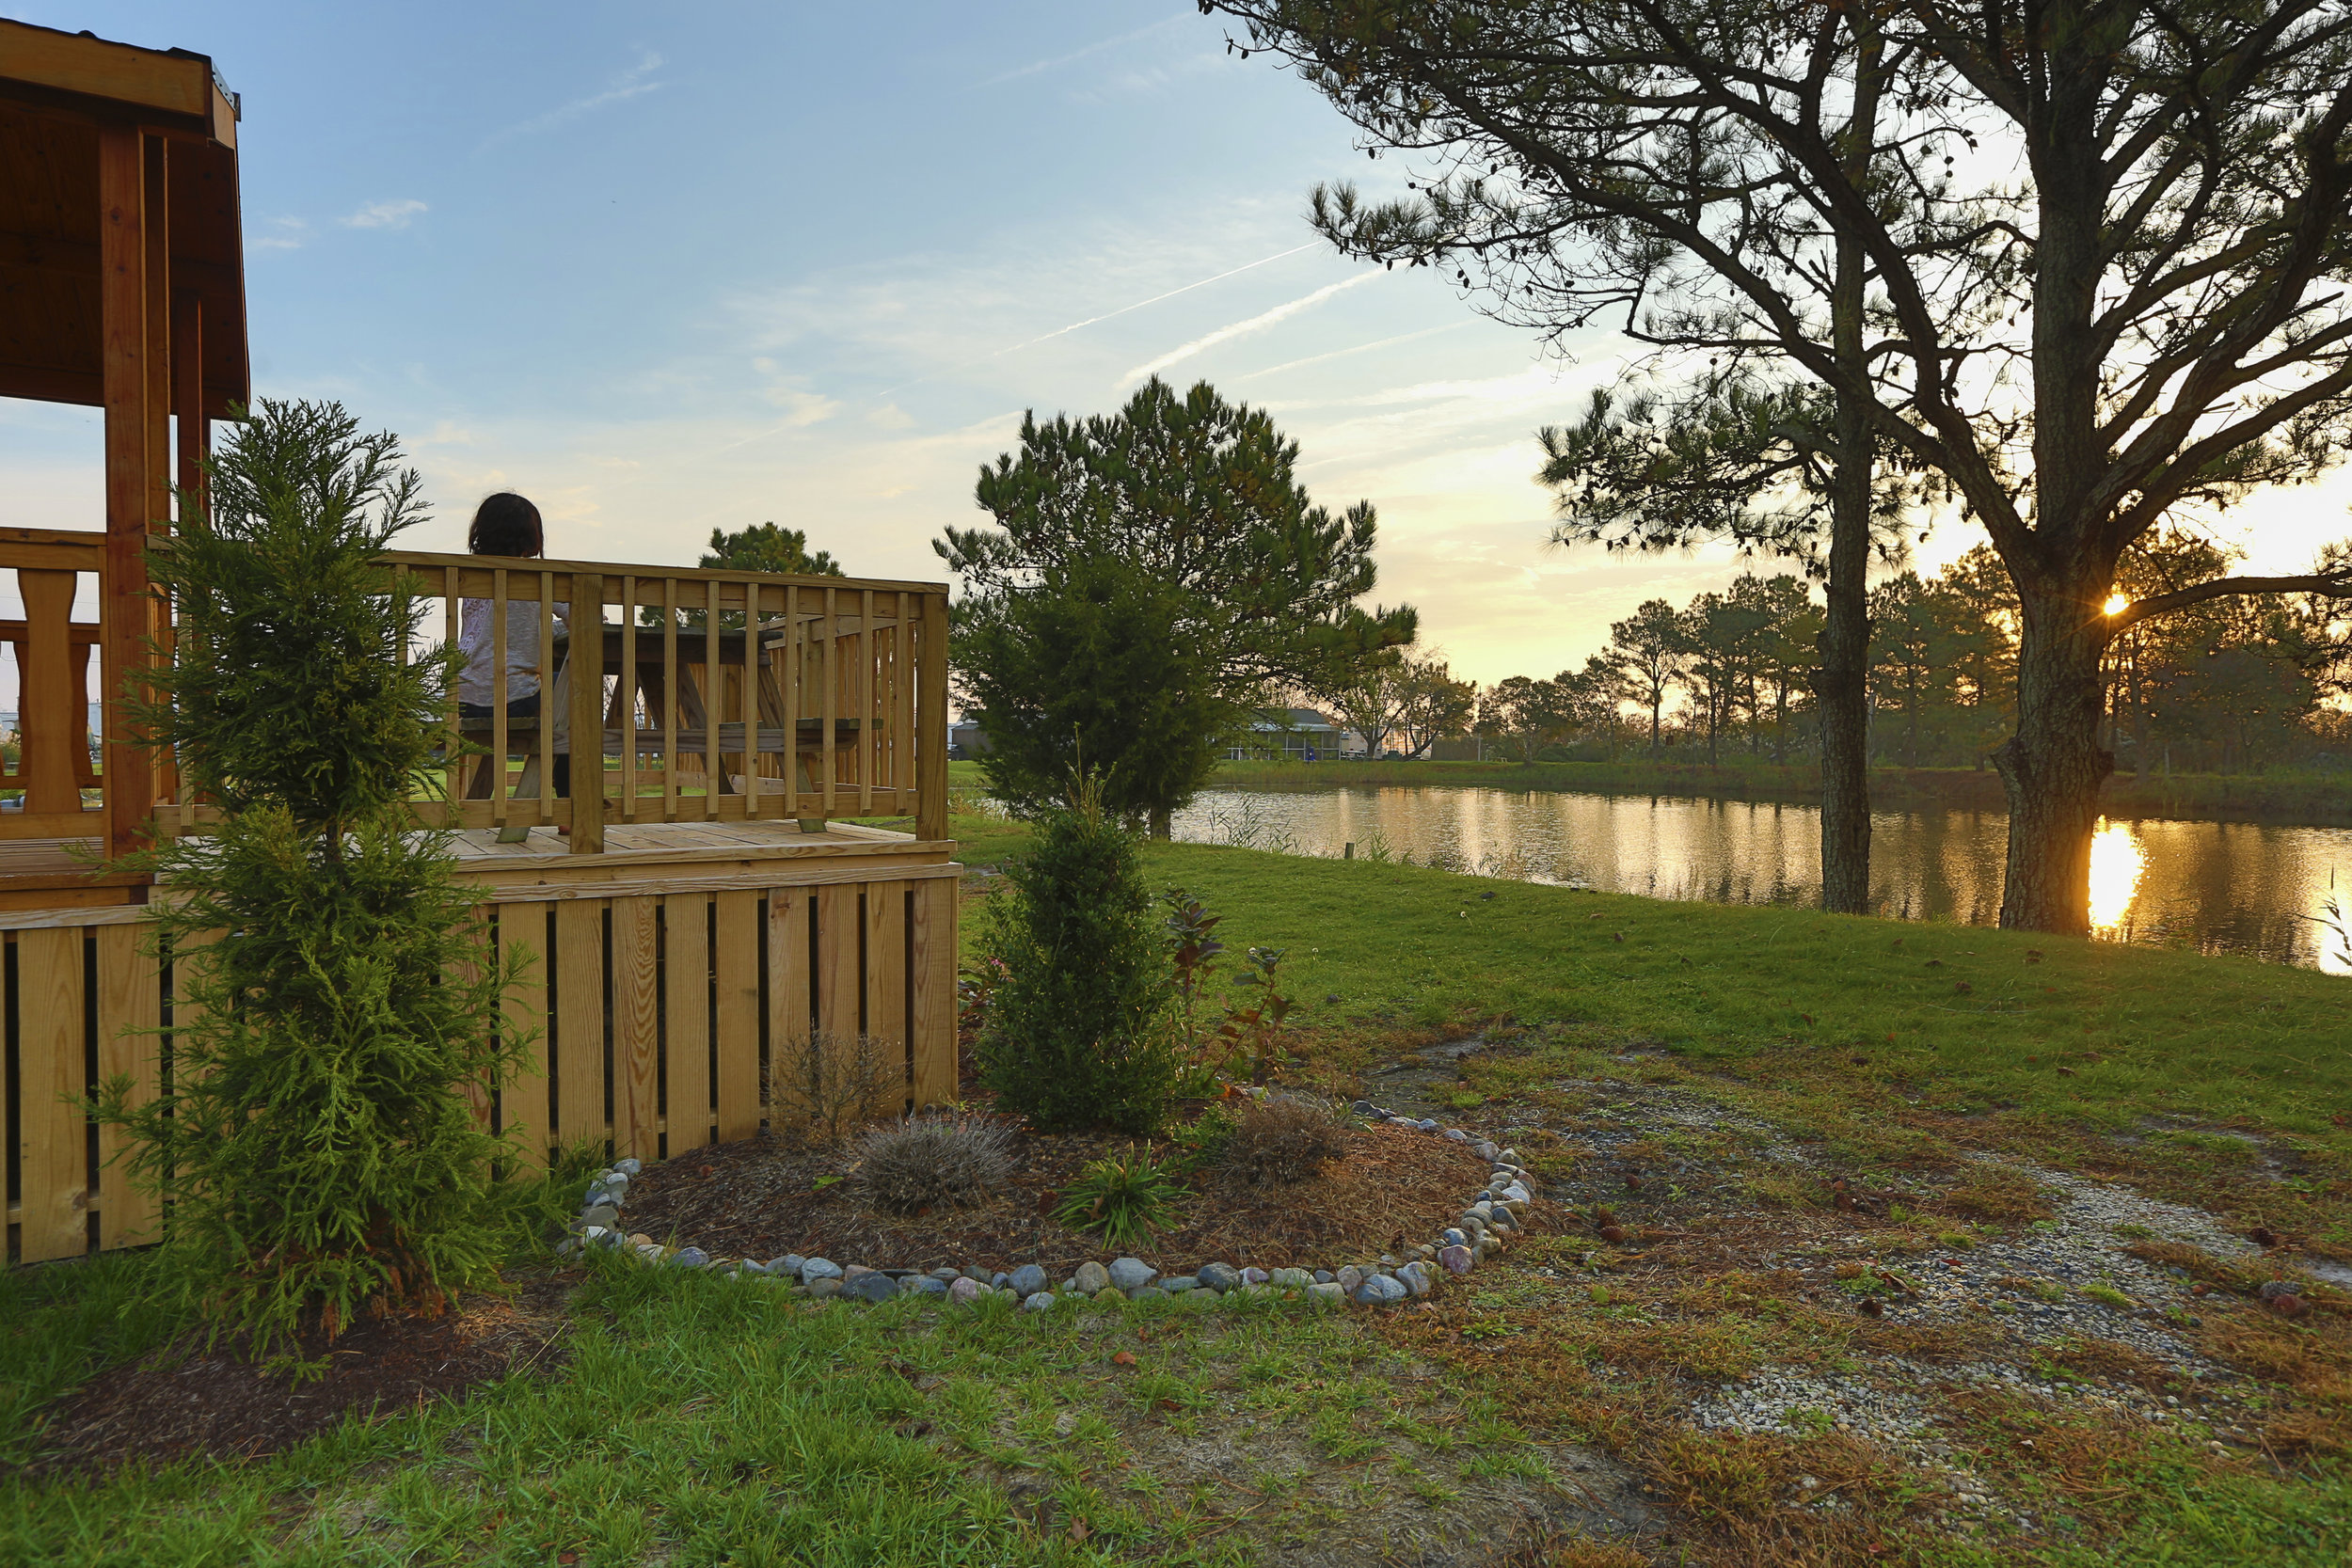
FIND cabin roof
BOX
[0,17,248,414]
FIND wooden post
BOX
[172,289,206,510]
[568,573,605,851]
[916,591,949,843]
[99,124,161,865]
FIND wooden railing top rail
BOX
[379,550,948,600]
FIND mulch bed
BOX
[621,1117,1495,1276]
[16,1275,573,1477]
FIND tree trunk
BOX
[1992,583,2112,932]
[1649,694,1662,755]
[1815,18,1880,917]
[1149,804,1173,840]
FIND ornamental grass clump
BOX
[1221,1095,1349,1186]
[1052,1145,1184,1248]
[977,774,1179,1133]
[96,400,533,1357]
[854,1112,1017,1215]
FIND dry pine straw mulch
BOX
[16,1275,572,1479]
[623,1119,1496,1277]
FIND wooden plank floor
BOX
[442,818,916,863]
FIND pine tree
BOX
[977,776,1178,1133]
[98,399,532,1354]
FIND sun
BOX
[2102,593,2130,615]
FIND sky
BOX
[7,0,2352,691]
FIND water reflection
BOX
[1173,786,2352,972]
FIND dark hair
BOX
[468,492,544,558]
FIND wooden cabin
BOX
[0,21,959,1263]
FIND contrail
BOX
[1119,272,1381,387]
[1235,320,1474,381]
[879,243,1321,396]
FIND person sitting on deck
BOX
[457,491,569,795]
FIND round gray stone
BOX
[670,1246,710,1269]
[807,1276,844,1297]
[845,1272,900,1303]
[905,1275,949,1296]
[801,1257,844,1282]
[1022,1291,1057,1312]
[1008,1263,1049,1296]
[1196,1261,1242,1292]
[1073,1260,1112,1294]
[1353,1274,1408,1306]
[1108,1257,1157,1292]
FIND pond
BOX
[1169,784,2352,974]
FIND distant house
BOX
[1227,707,1349,762]
[948,719,992,759]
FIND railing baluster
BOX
[444,565,460,808]
[539,570,555,825]
[782,583,800,822]
[859,587,875,815]
[491,569,508,832]
[821,584,837,820]
[620,574,637,823]
[894,589,914,813]
[704,578,720,821]
[661,578,677,823]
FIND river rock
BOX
[905,1275,948,1296]
[845,1272,899,1303]
[667,1246,709,1268]
[1354,1274,1408,1306]
[1161,1275,1198,1293]
[1240,1267,1269,1287]
[1108,1258,1157,1292]
[1023,1291,1057,1312]
[1439,1244,1474,1275]
[1269,1267,1312,1290]
[1073,1260,1111,1294]
[1336,1265,1364,1293]
[1445,1127,1470,1142]
[613,1158,643,1176]
[579,1203,620,1230]
[1132,1286,1168,1302]
[771,1255,805,1278]
[807,1276,844,1298]
[1196,1261,1242,1292]
[1009,1263,1049,1296]
[947,1276,985,1304]
[801,1257,844,1283]
[1395,1261,1433,1297]
[1308,1281,1345,1306]
[1417,1118,1439,1132]
[1093,1286,1125,1305]
[1475,1141,1499,1161]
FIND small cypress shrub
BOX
[96,399,533,1355]
[978,776,1178,1133]
[853,1112,1017,1214]
[1221,1096,1349,1186]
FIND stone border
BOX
[555,1093,1535,1310]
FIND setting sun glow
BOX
[2087,820,2147,931]
[2102,593,2131,615]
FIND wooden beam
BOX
[98,125,157,868]
[172,287,205,510]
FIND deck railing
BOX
[0,538,952,863]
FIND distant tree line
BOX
[1454,539,2352,776]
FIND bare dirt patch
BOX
[16,1275,572,1476]
[621,1116,1496,1274]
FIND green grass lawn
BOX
[8,819,2352,1566]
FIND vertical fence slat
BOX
[712,891,761,1141]
[499,909,549,1169]
[444,564,462,802]
[866,879,908,1109]
[665,894,711,1152]
[610,895,660,1162]
[916,592,949,843]
[555,900,604,1154]
[910,877,958,1110]
[94,925,159,1248]
[781,585,801,816]
[451,921,495,1135]
[892,590,914,810]
[766,886,810,1124]
[538,572,557,824]
[815,880,860,1050]
[490,570,509,831]
[16,928,87,1260]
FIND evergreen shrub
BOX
[977,777,1178,1133]
[97,400,532,1354]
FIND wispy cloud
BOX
[1118,272,1382,387]
[251,215,309,252]
[484,51,665,145]
[879,241,1320,396]
[342,198,427,230]
[1236,321,1475,381]
[976,17,1181,88]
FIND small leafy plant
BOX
[1052,1145,1184,1247]
[1162,885,1225,1033]
[1212,945,1297,1085]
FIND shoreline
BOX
[1207,757,2352,830]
